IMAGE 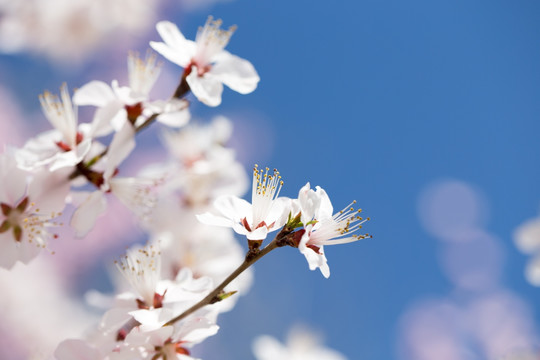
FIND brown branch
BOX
[163,226,295,327]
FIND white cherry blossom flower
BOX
[120,317,218,360]
[253,327,347,360]
[0,152,69,269]
[295,183,370,278]
[115,243,162,308]
[150,17,260,106]
[16,84,97,172]
[74,52,190,134]
[147,116,247,206]
[197,165,290,241]
[70,123,161,236]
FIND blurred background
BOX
[1,0,540,359]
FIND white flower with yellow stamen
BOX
[150,17,260,107]
[197,165,290,241]
[115,244,162,308]
[295,183,370,278]
[0,152,69,269]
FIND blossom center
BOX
[0,197,62,243]
[154,339,190,359]
[55,131,84,152]
[251,165,283,227]
[192,16,236,69]
[116,244,162,306]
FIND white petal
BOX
[70,191,107,237]
[28,168,70,212]
[252,335,288,360]
[247,226,269,241]
[155,21,187,48]
[150,21,195,67]
[0,152,28,204]
[90,101,124,137]
[152,99,191,127]
[267,197,292,230]
[299,231,330,278]
[100,308,133,331]
[314,186,333,219]
[177,317,219,344]
[15,129,62,171]
[48,139,90,172]
[0,233,40,269]
[73,81,116,107]
[104,122,135,180]
[232,222,250,236]
[298,182,318,223]
[54,339,101,360]
[156,111,190,127]
[211,51,260,94]
[196,212,235,228]
[186,69,223,107]
[214,195,252,222]
[129,308,174,328]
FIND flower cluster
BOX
[0,16,370,360]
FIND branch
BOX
[164,227,294,327]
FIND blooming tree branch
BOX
[0,14,370,360]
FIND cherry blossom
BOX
[294,183,370,278]
[197,165,290,241]
[150,17,260,106]
[0,152,69,269]
[74,52,190,133]
[16,84,98,172]
[253,327,347,360]
[143,116,248,207]
[119,317,218,360]
[70,123,161,237]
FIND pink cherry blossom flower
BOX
[197,165,290,241]
[150,17,260,107]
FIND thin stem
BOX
[173,75,191,99]
[164,232,287,327]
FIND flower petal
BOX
[213,195,252,222]
[73,81,115,107]
[150,21,196,67]
[70,191,107,237]
[186,69,224,107]
[90,101,124,137]
[196,212,235,228]
[211,51,260,94]
[247,226,269,241]
[152,99,191,127]
[103,122,136,181]
[0,232,41,269]
[54,339,101,360]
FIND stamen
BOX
[128,51,162,96]
[115,243,162,307]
